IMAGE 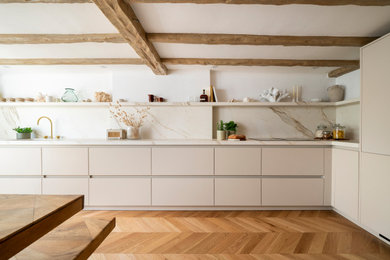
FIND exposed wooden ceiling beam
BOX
[128,0,390,6]
[328,66,360,78]
[147,33,377,47]
[0,0,91,3]
[0,34,125,44]
[0,58,144,65]
[161,58,360,67]
[92,0,167,75]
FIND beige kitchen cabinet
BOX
[262,178,323,206]
[89,147,151,175]
[215,147,261,175]
[262,148,324,175]
[42,148,88,175]
[215,177,261,206]
[332,149,359,221]
[42,176,89,205]
[89,177,151,206]
[360,152,390,239]
[361,34,390,156]
[152,177,214,206]
[0,148,41,175]
[0,177,41,194]
[152,147,213,175]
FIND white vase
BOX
[127,126,141,140]
[217,130,226,141]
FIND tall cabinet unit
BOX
[360,33,390,240]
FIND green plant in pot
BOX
[216,120,226,141]
[13,127,33,140]
[224,121,238,139]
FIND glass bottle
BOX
[61,88,78,102]
[200,89,208,102]
[333,124,346,140]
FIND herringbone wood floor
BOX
[79,210,390,260]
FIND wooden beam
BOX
[0,0,91,3]
[161,58,360,67]
[92,0,167,75]
[128,0,390,6]
[0,34,125,44]
[0,58,144,65]
[147,33,377,47]
[328,66,359,78]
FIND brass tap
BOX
[37,116,53,139]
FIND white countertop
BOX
[0,138,359,149]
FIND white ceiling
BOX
[0,3,390,67]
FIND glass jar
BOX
[61,88,78,102]
[315,124,327,139]
[333,124,346,140]
[127,126,141,140]
[322,130,333,140]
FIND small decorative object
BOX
[45,95,53,102]
[13,127,33,140]
[118,99,127,102]
[292,85,302,102]
[62,88,79,102]
[110,102,150,140]
[25,98,34,102]
[158,97,164,102]
[260,87,290,102]
[0,98,6,102]
[148,94,154,102]
[200,89,208,102]
[82,99,92,102]
[15,98,25,102]
[7,98,15,102]
[327,85,345,102]
[224,120,238,139]
[216,120,226,141]
[243,97,255,102]
[106,129,127,140]
[315,124,327,139]
[333,124,346,140]
[36,93,45,102]
[94,91,111,102]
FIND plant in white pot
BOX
[13,127,33,140]
[216,120,226,140]
[110,102,150,140]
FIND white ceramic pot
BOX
[327,85,345,102]
[217,130,226,141]
[127,126,141,140]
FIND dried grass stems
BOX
[110,101,150,128]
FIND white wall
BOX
[335,69,361,100]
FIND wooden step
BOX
[11,214,115,260]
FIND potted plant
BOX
[216,120,226,140]
[13,127,33,140]
[224,121,238,139]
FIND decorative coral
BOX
[259,87,290,102]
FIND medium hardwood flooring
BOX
[79,210,390,260]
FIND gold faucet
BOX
[37,116,53,139]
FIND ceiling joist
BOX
[0,58,144,65]
[0,34,125,44]
[0,0,91,3]
[92,0,167,75]
[328,66,360,78]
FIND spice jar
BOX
[333,124,346,140]
[315,124,327,139]
[322,130,332,140]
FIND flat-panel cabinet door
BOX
[42,177,89,205]
[361,152,390,239]
[42,148,88,175]
[333,149,359,221]
[152,148,214,175]
[361,34,390,156]
[215,178,261,206]
[0,148,41,175]
[152,178,214,206]
[262,148,324,175]
[0,177,41,194]
[89,147,151,175]
[262,178,323,206]
[89,177,151,206]
[215,148,261,175]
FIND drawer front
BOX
[89,177,151,206]
[262,148,324,175]
[0,177,41,194]
[0,148,41,175]
[152,148,214,175]
[215,148,261,175]
[262,178,324,206]
[42,148,88,175]
[152,178,214,206]
[215,178,261,206]
[42,177,89,205]
[89,147,151,175]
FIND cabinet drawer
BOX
[89,177,151,206]
[0,148,41,175]
[0,177,41,194]
[215,178,261,206]
[42,148,88,175]
[262,148,323,175]
[152,178,213,206]
[215,148,261,175]
[42,177,89,205]
[262,178,324,206]
[152,148,213,175]
[89,147,151,175]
